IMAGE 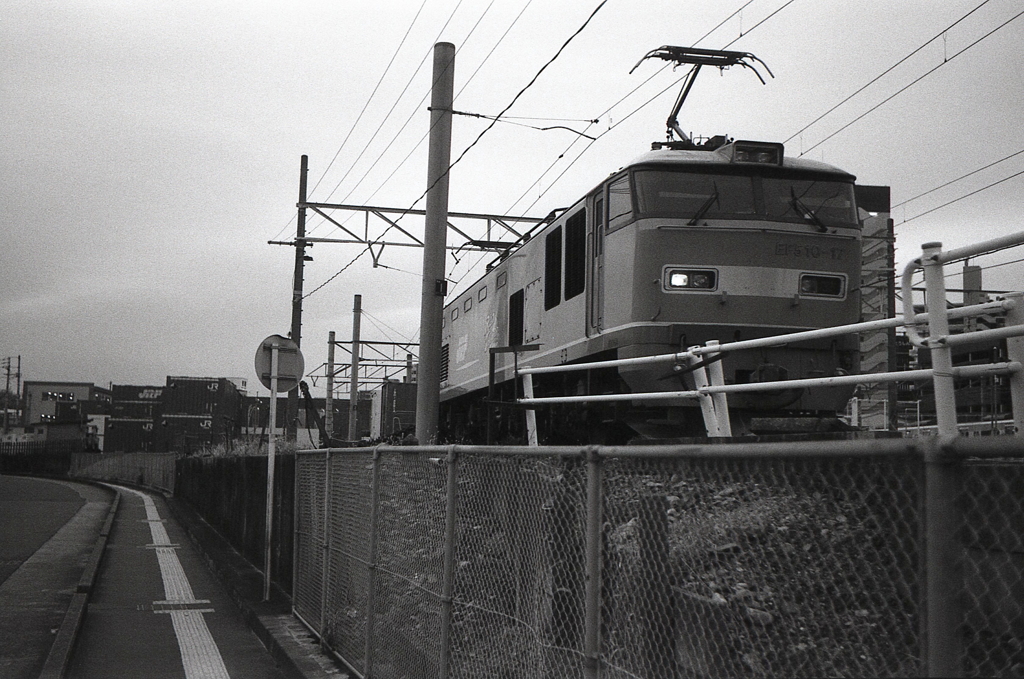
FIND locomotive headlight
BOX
[730,140,785,165]
[799,273,845,297]
[666,268,717,290]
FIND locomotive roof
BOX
[623,145,856,181]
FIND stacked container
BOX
[105,385,163,453]
[156,377,241,453]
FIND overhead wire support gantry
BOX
[269,200,550,267]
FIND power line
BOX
[784,0,993,146]
[801,7,1024,156]
[309,0,430,199]
[335,0,536,220]
[318,0,469,207]
[899,167,1024,225]
[302,249,367,300]
[893,147,1024,210]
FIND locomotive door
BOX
[587,191,605,336]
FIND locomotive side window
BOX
[545,226,562,310]
[478,286,487,301]
[509,289,525,346]
[607,175,633,230]
[564,210,586,301]
[496,272,507,289]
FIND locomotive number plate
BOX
[774,242,846,261]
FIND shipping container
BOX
[104,417,157,453]
[155,377,242,453]
[110,384,164,420]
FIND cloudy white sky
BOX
[3,0,1023,396]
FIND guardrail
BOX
[515,232,1024,439]
[293,436,1024,678]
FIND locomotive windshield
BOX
[634,169,859,228]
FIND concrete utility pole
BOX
[415,42,455,444]
[348,294,362,442]
[325,331,335,443]
[287,155,309,441]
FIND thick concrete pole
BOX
[348,295,362,441]
[415,42,455,444]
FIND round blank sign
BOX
[254,334,304,393]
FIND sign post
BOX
[254,334,304,601]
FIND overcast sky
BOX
[3,0,1023,397]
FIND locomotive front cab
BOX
[598,141,863,425]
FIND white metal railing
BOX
[516,232,1024,441]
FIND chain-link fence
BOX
[293,436,1024,678]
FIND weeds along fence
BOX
[293,436,1024,679]
[69,451,178,493]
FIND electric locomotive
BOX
[438,48,863,443]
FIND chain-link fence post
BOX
[584,447,603,679]
[439,446,459,679]
[319,450,332,650]
[923,438,964,677]
[364,446,382,677]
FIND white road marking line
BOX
[116,486,231,679]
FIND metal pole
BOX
[1004,292,1024,435]
[264,347,280,601]
[287,155,309,442]
[349,295,362,442]
[325,331,335,444]
[922,242,958,437]
[415,42,455,444]
[583,447,603,679]
[438,446,459,678]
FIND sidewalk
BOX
[66,483,345,679]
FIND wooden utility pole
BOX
[415,42,455,444]
[287,155,309,441]
[348,294,362,441]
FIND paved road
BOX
[0,475,111,679]
[67,483,291,678]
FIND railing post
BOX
[705,340,732,436]
[1004,292,1024,435]
[922,438,964,677]
[319,450,332,650]
[583,446,603,679]
[439,446,459,678]
[522,373,539,446]
[688,346,720,436]
[364,446,382,677]
[922,242,959,437]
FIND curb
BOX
[38,488,120,679]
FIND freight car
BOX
[438,48,864,443]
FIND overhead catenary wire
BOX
[893,147,1024,210]
[800,7,1024,157]
[784,0,994,147]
